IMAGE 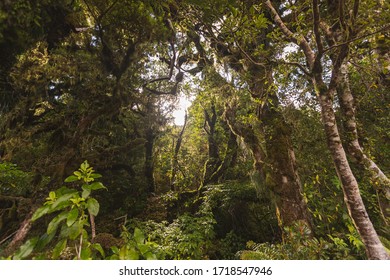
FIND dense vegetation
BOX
[0,0,389,260]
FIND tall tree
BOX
[264,0,389,259]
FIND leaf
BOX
[80,247,92,260]
[51,192,77,210]
[64,175,78,182]
[67,207,78,227]
[67,221,83,240]
[90,173,102,179]
[81,188,91,199]
[48,191,56,200]
[13,238,38,260]
[89,182,106,190]
[137,243,150,255]
[144,252,157,260]
[47,211,68,235]
[91,243,105,258]
[133,227,145,245]
[35,231,56,252]
[52,239,67,259]
[32,205,51,221]
[87,198,99,216]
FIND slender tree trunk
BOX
[265,0,389,259]
[170,112,188,191]
[1,209,35,257]
[315,78,390,259]
[206,129,238,184]
[201,104,222,187]
[144,128,155,193]
[337,62,390,222]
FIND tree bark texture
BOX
[317,85,389,259]
[170,112,188,191]
[144,127,156,193]
[337,62,390,222]
[224,94,312,230]
[265,0,389,259]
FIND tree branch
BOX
[264,0,316,69]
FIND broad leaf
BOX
[47,211,68,235]
[52,239,67,259]
[66,207,78,227]
[133,227,145,245]
[64,175,78,182]
[80,247,92,260]
[81,188,91,199]
[13,238,38,260]
[87,198,99,216]
[32,205,51,221]
[89,182,106,190]
[91,243,105,258]
[51,192,77,211]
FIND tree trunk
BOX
[337,62,390,222]
[316,80,390,259]
[170,112,188,191]
[201,104,222,187]
[1,209,35,257]
[224,97,312,230]
[265,0,389,260]
[144,127,156,193]
[206,129,238,184]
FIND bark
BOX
[265,0,389,259]
[261,94,312,230]
[201,104,222,187]
[316,83,390,259]
[337,62,390,222]
[1,209,35,257]
[170,112,188,191]
[144,127,156,193]
[224,97,312,230]
[206,129,238,185]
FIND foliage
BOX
[240,221,365,260]
[134,203,216,260]
[109,227,160,260]
[12,161,106,259]
[0,162,32,196]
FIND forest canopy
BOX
[0,0,389,260]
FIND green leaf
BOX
[81,188,91,199]
[137,243,150,255]
[91,243,105,258]
[35,231,56,252]
[90,173,102,179]
[89,182,106,190]
[67,207,78,227]
[51,192,77,210]
[80,247,92,260]
[47,211,68,235]
[64,175,78,182]
[48,191,56,200]
[52,239,67,259]
[67,221,83,240]
[133,227,145,245]
[32,204,51,221]
[144,251,157,260]
[13,238,38,260]
[111,246,119,255]
[87,198,100,216]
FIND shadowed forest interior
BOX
[0,0,389,260]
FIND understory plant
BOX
[13,161,106,259]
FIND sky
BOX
[172,94,193,126]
